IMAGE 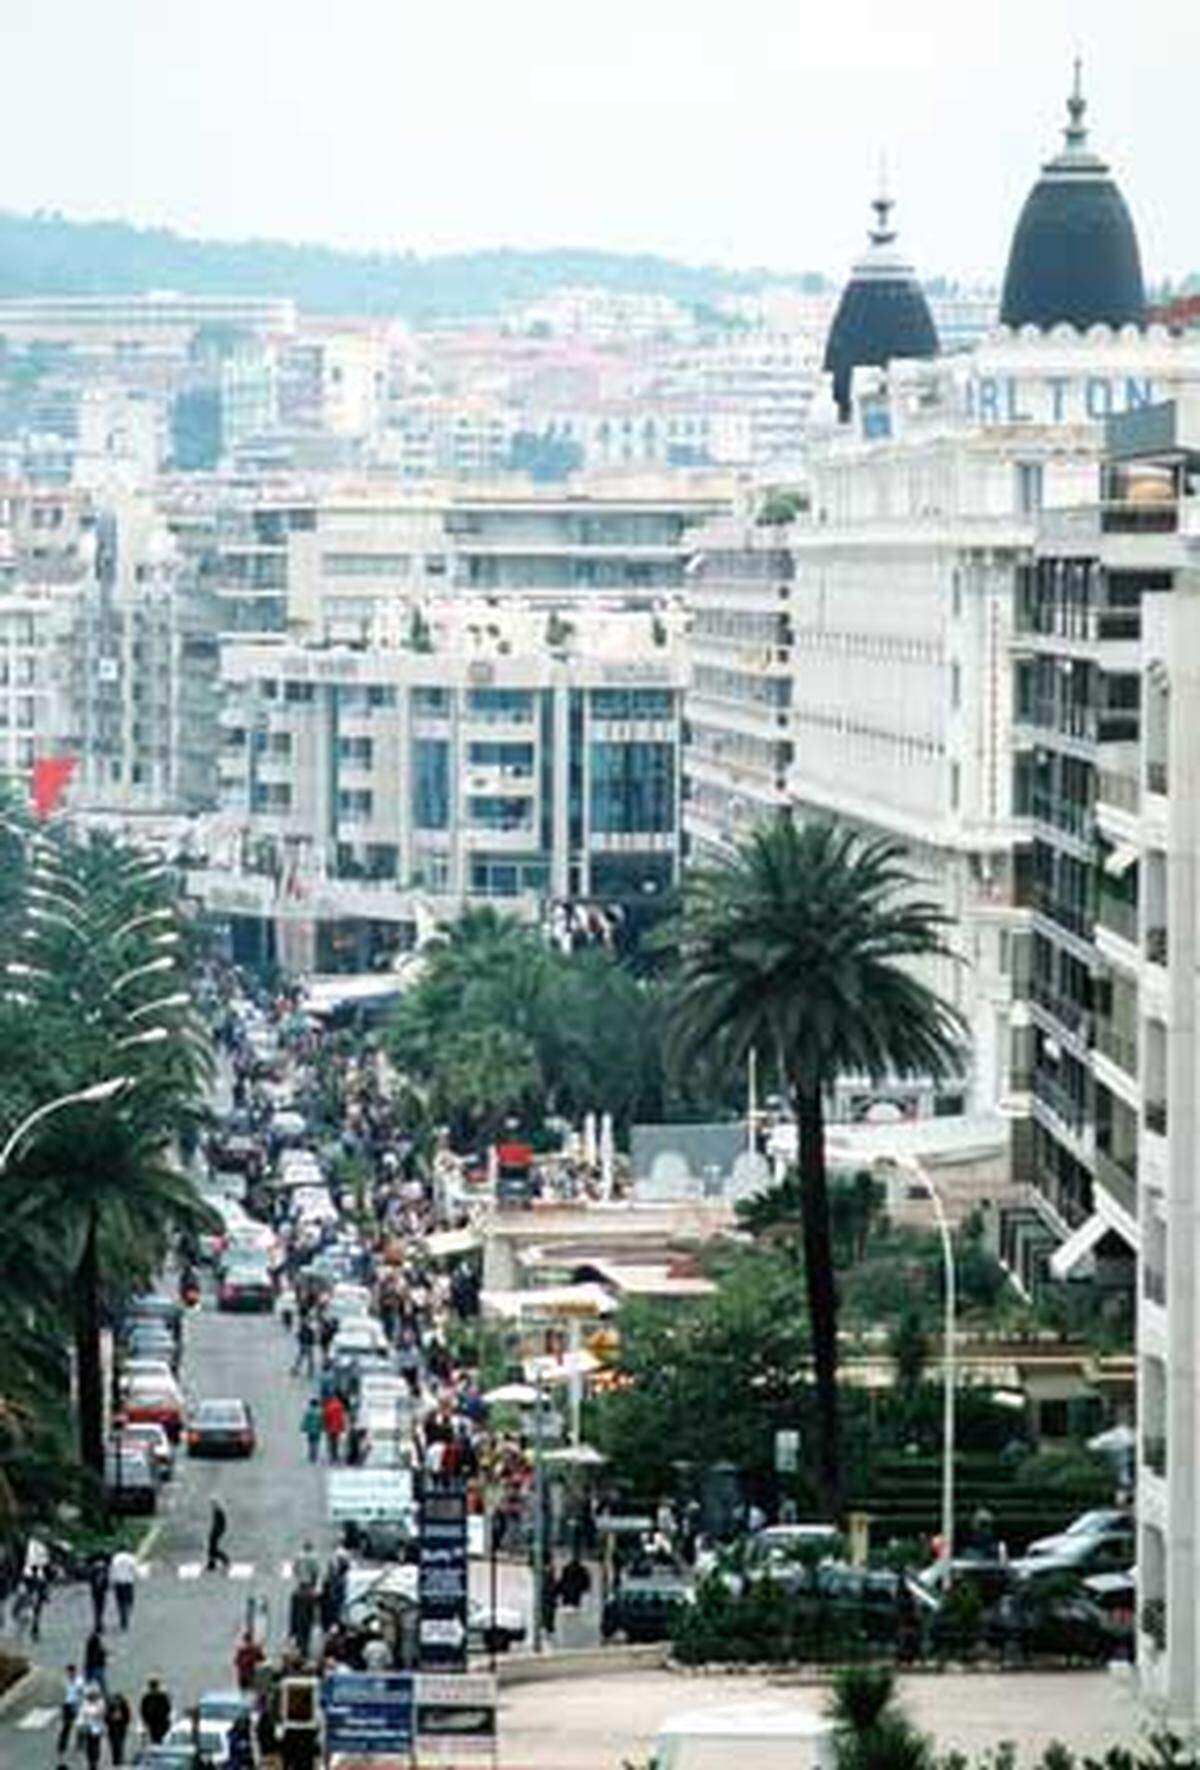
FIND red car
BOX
[123,1379,185,1443]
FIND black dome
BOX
[1001,72,1145,331]
[824,193,939,422]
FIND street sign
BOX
[419,1478,469,1672]
[774,1428,800,1475]
[328,1467,416,1524]
[322,1671,414,1757]
[414,1673,498,1765]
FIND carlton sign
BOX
[963,373,1157,426]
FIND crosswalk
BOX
[15,1707,59,1732]
[142,1556,296,1582]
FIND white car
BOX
[165,1716,232,1767]
[120,1359,176,1391]
[329,1283,374,1322]
[333,1317,389,1356]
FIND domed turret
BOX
[823,184,939,423]
[1000,63,1145,331]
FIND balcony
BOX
[1031,884,1092,941]
[1096,769,1140,815]
[1145,1098,1168,1136]
[1030,792,1094,844]
[1143,1265,1167,1307]
[1102,502,1178,535]
[1096,894,1138,945]
[1029,976,1094,1045]
[1146,926,1168,967]
[1032,1067,1088,1136]
[1095,1020,1137,1077]
[1094,1147,1138,1220]
[1146,760,1168,796]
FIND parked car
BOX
[217,1259,275,1313]
[104,1446,158,1515]
[1024,1510,1133,1560]
[125,1326,181,1374]
[164,1716,232,1768]
[114,1421,174,1482]
[602,1572,695,1643]
[984,1587,1131,1664]
[196,1690,254,1727]
[124,1294,183,1348]
[123,1375,185,1441]
[1011,1530,1134,1585]
[187,1397,257,1459]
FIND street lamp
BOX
[0,1077,132,1172]
[902,1157,956,1573]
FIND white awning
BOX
[1104,843,1139,878]
[425,1227,482,1260]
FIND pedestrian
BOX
[84,1626,107,1695]
[78,1683,106,1770]
[322,1391,347,1464]
[540,1564,558,1639]
[301,1395,323,1465]
[110,1546,138,1632]
[557,1554,592,1610]
[57,1662,84,1755]
[292,1314,316,1378]
[105,1690,132,1766]
[207,1497,231,1572]
[86,1551,110,1633]
[139,1677,172,1745]
[234,1627,264,1692]
[228,1710,254,1770]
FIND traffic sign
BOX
[322,1672,414,1757]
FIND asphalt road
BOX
[1,1279,337,1766]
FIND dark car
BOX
[984,1588,1131,1664]
[125,1294,183,1348]
[217,1260,274,1314]
[104,1446,158,1515]
[125,1326,181,1373]
[1012,1530,1134,1585]
[602,1573,694,1643]
[187,1398,257,1459]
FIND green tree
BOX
[663,818,963,1516]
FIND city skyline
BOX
[2,0,1196,287]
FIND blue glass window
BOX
[589,742,675,834]
[412,738,450,829]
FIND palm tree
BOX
[666,818,963,1516]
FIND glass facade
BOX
[589,741,675,833]
[589,688,675,720]
[467,740,534,776]
[466,688,534,721]
[412,737,450,829]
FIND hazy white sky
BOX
[2,0,1196,282]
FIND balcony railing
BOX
[1032,884,1092,941]
[1145,1099,1168,1136]
[1095,1020,1137,1077]
[1102,501,1178,535]
[1146,760,1169,796]
[1096,894,1138,945]
[1032,1067,1088,1135]
[1146,926,1168,966]
[1096,769,1140,815]
[1029,977,1094,1045]
[1031,793,1094,842]
[1094,1147,1138,1219]
[1143,1434,1167,1477]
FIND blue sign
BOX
[322,1672,413,1755]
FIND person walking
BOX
[292,1314,316,1378]
[57,1663,85,1755]
[322,1392,347,1464]
[78,1683,106,1770]
[83,1626,107,1695]
[234,1627,264,1693]
[109,1546,138,1632]
[86,1551,110,1634]
[207,1497,231,1572]
[139,1677,172,1745]
[105,1690,132,1766]
[301,1395,323,1465]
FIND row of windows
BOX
[792,707,946,757]
[590,741,675,834]
[691,608,789,647]
[322,553,412,577]
[792,628,942,663]
[589,689,674,721]
[692,665,790,709]
[0,656,37,687]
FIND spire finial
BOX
[1065,55,1087,149]
[869,155,895,246]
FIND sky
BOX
[2,0,1197,284]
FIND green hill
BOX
[0,211,830,323]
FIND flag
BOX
[30,755,76,821]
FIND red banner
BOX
[31,755,76,820]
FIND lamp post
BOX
[0,1076,132,1173]
[903,1157,956,1573]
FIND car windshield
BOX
[195,1401,246,1424]
[1067,1511,1121,1536]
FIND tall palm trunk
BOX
[794,1081,841,1518]
[75,1201,104,1479]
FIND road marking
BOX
[136,1561,155,1579]
[279,1559,293,1580]
[178,1561,203,1580]
[16,1707,57,1730]
[228,1562,254,1580]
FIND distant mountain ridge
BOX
[0,211,831,323]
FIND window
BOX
[950,762,961,811]
[1015,462,1044,515]
[412,738,450,829]
[411,686,449,716]
[284,680,314,703]
[590,742,675,834]
[950,662,961,710]
[590,688,674,721]
[251,781,291,811]
[467,795,531,832]
[367,684,397,710]
[337,789,373,820]
[466,688,534,722]
[322,552,410,577]
[467,741,534,777]
[338,736,374,767]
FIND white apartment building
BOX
[200,600,686,972]
[646,332,823,466]
[0,293,297,355]
[515,286,693,342]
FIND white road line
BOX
[228,1562,254,1580]
[16,1706,58,1731]
[178,1561,203,1580]
[278,1559,293,1580]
